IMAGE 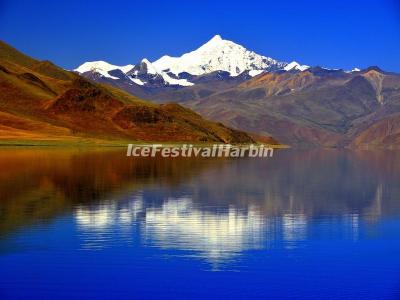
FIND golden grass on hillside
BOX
[0,40,257,145]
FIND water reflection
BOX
[0,148,222,235]
[72,195,371,266]
[142,198,265,264]
[74,195,266,263]
[74,194,145,250]
[282,213,307,245]
[1,148,400,267]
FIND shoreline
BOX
[0,139,288,149]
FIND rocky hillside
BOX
[184,67,400,148]
[0,41,255,144]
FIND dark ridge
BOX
[17,72,56,95]
[113,105,172,128]
[0,64,10,74]
[108,69,127,80]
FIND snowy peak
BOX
[130,58,159,76]
[284,61,310,72]
[210,34,222,42]
[202,34,222,45]
[127,58,193,87]
[140,58,158,75]
[197,34,224,50]
[152,35,286,77]
[75,58,192,87]
[74,61,133,79]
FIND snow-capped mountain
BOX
[76,59,193,87]
[284,61,310,72]
[153,34,286,77]
[74,34,309,88]
[126,59,193,87]
[75,61,134,79]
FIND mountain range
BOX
[76,35,400,148]
[0,40,255,145]
[75,35,306,91]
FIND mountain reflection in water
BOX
[75,196,266,265]
[74,195,369,266]
[1,148,400,298]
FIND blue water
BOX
[0,149,400,299]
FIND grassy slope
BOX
[0,41,256,145]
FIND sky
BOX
[1,0,400,71]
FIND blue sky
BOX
[1,0,399,71]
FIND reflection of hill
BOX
[142,198,265,264]
[1,148,399,241]
[76,196,266,265]
[72,149,400,267]
[0,148,224,235]
[74,197,364,267]
[164,149,400,218]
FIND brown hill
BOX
[182,67,400,148]
[0,41,254,144]
[350,113,400,149]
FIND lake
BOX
[0,148,400,299]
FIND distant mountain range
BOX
[75,35,308,90]
[76,35,400,148]
[0,40,255,145]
